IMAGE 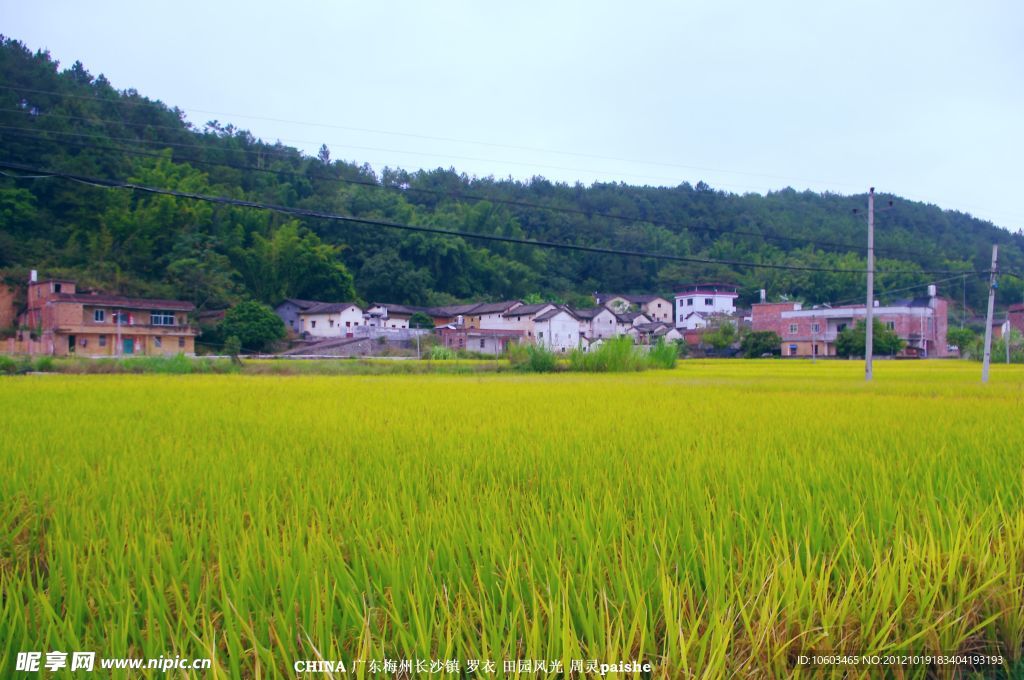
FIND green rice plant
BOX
[0,361,1022,678]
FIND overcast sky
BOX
[4,0,1022,232]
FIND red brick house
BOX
[7,275,197,357]
[752,287,950,358]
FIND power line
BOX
[0,125,940,260]
[9,82,1024,227]
[4,159,980,278]
[0,84,867,190]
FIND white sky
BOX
[4,0,1023,232]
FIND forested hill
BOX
[1,36,1022,315]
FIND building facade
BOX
[11,277,196,357]
[751,289,950,358]
[674,284,738,330]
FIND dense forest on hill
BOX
[1,36,1022,316]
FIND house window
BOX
[346,321,351,327]
[154,337,162,348]
[54,283,62,293]
[99,335,107,347]
[812,323,820,333]
[112,311,128,324]
[329,319,335,327]
[885,321,895,330]
[150,311,176,326]
[178,337,185,348]
[311,320,317,328]
[538,331,544,338]
[789,344,798,356]
[789,324,798,334]
[480,339,486,349]
[687,299,693,306]
[813,344,819,355]
[94,309,106,322]
[704,298,713,306]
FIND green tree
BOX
[740,330,782,358]
[946,327,977,357]
[704,321,738,351]
[409,312,435,329]
[835,319,905,358]
[219,301,286,353]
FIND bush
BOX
[426,345,457,360]
[647,339,678,369]
[740,331,782,358]
[223,336,242,356]
[509,343,558,372]
[32,356,54,372]
[570,336,646,372]
[525,344,558,372]
[219,301,286,353]
[0,355,18,375]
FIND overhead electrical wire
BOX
[0,160,989,280]
[0,84,866,189]
[0,125,939,260]
[6,82,1024,226]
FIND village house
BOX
[275,298,324,333]
[365,303,420,329]
[298,302,364,337]
[427,303,483,328]
[464,301,523,330]
[498,303,557,338]
[437,326,524,355]
[751,285,950,358]
[533,307,582,353]
[674,284,738,330]
[634,322,683,345]
[6,273,196,356]
[595,293,673,324]
[614,311,650,338]
[573,307,619,341]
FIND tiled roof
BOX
[502,303,552,317]
[281,298,326,310]
[305,302,361,314]
[535,306,578,322]
[54,293,194,312]
[468,300,522,315]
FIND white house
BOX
[298,302,365,337]
[534,307,581,353]
[466,301,523,330]
[674,284,738,330]
[595,293,673,324]
[615,311,651,336]
[500,303,557,338]
[573,307,619,340]
[365,303,417,329]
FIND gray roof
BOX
[535,306,579,322]
[429,303,484,316]
[502,303,553,317]
[615,311,649,323]
[572,306,615,319]
[596,292,666,305]
[280,298,326,310]
[468,300,522,315]
[305,301,361,314]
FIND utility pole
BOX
[865,187,875,381]
[981,244,998,383]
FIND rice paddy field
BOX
[2,360,1023,678]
